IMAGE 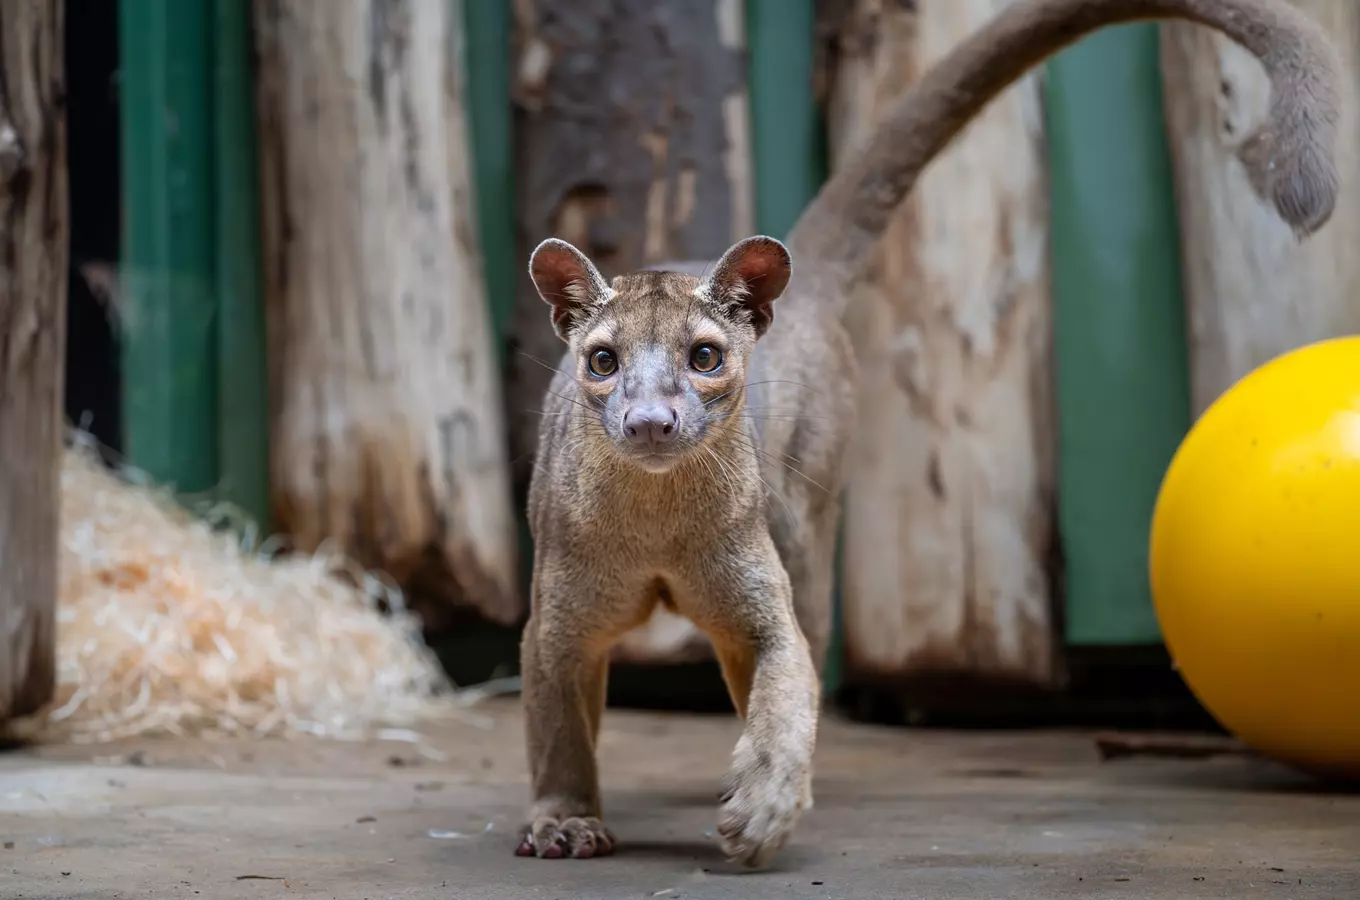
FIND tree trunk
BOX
[254,0,519,627]
[1161,4,1360,413]
[0,0,66,724]
[823,0,1060,691]
[509,0,754,664]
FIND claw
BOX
[519,815,614,859]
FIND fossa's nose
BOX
[623,402,679,447]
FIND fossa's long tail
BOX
[790,0,1342,311]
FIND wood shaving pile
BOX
[13,437,495,744]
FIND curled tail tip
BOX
[1277,160,1339,239]
[1241,113,1340,239]
[1267,134,1340,239]
[1263,25,1344,239]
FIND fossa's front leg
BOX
[688,550,820,867]
[517,573,618,860]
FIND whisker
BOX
[545,387,604,415]
[705,444,744,495]
[710,426,810,514]
[734,412,831,422]
[738,404,825,412]
[758,444,819,476]
[726,435,828,493]
[705,378,820,409]
[753,465,796,526]
[699,445,729,490]
[738,440,817,481]
[515,349,566,375]
[740,379,824,395]
[704,387,743,407]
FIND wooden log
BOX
[1160,3,1360,413]
[254,0,519,627]
[823,0,1060,689]
[508,0,755,664]
[0,0,67,724]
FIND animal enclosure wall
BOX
[63,0,1359,716]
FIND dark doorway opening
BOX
[65,0,122,452]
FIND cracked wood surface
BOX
[0,0,66,723]
[823,0,1060,688]
[254,0,518,626]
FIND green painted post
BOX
[119,0,219,494]
[459,0,535,598]
[213,0,270,529]
[746,0,823,239]
[1044,25,1193,646]
[461,0,515,348]
[746,0,840,690]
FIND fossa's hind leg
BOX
[787,498,841,676]
[770,485,842,677]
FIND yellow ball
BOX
[1150,336,1360,779]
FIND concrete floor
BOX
[2,698,1357,899]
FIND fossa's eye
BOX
[690,343,723,374]
[588,348,617,377]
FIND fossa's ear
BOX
[704,236,791,339]
[529,238,612,341]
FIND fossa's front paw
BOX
[716,735,813,868]
[515,815,616,859]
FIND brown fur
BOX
[516,0,1341,868]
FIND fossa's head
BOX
[529,235,792,473]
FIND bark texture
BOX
[823,0,1060,688]
[0,0,66,724]
[1161,3,1360,412]
[509,0,754,663]
[254,0,519,626]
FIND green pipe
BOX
[1044,25,1192,646]
[746,0,840,690]
[119,0,219,494]
[213,0,270,529]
